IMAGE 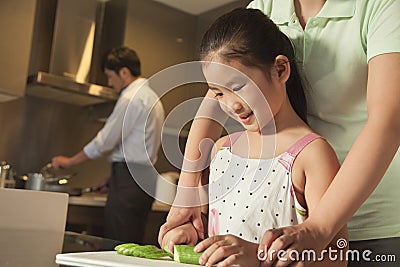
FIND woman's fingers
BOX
[259,229,295,267]
[192,213,205,240]
[258,221,333,267]
[158,222,172,245]
[258,228,284,254]
[158,207,199,245]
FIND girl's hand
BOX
[161,223,198,253]
[195,235,260,267]
[258,221,331,267]
[158,206,204,247]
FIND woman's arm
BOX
[307,52,400,239]
[158,90,225,244]
[259,53,400,267]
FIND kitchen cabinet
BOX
[0,0,37,101]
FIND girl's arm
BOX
[158,90,225,244]
[298,138,348,266]
[260,53,400,267]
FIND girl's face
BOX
[202,59,286,132]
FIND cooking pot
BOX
[24,173,46,190]
[23,172,73,189]
[21,163,92,196]
[23,173,92,196]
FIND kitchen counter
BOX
[68,193,171,212]
[68,193,107,207]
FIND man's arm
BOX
[52,150,90,169]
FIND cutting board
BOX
[56,251,201,267]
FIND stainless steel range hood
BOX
[26,0,127,105]
[27,71,118,105]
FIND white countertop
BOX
[56,251,203,267]
[68,193,171,212]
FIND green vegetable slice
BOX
[173,245,203,265]
[115,243,203,264]
[115,243,140,255]
[114,243,171,259]
[162,245,174,258]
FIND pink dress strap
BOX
[278,133,323,171]
[221,131,244,149]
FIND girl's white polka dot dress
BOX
[208,132,322,243]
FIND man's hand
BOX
[51,151,89,170]
[92,174,111,194]
[51,156,72,170]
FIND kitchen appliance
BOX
[26,0,127,105]
[0,161,16,188]
[24,173,46,191]
[21,163,91,196]
[23,173,92,196]
[22,175,92,196]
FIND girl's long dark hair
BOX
[200,8,307,123]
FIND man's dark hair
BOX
[102,46,141,76]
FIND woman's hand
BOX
[159,175,208,247]
[161,223,198,253]
[158,205,204,247]
[194,235,260,267]
[258,221,331,267]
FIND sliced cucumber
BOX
[115,243,203,264]
[115,243,170,259]
[162,245,174,258]
[173,245,203,265]
[115,243,138,251]
[133,245,171,259]
[115,243,139,255]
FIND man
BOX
[52,47,165,243]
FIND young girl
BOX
[162,8,347,267]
